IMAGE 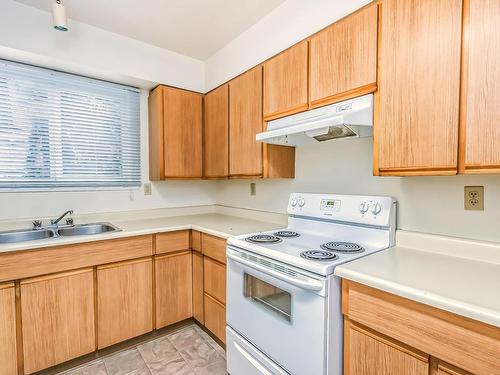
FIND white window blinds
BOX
[0,59,141,189]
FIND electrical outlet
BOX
[144,183,152,196]
[250,182,256,196]
[464,186,484,211]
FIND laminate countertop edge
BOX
[335,246,500,328]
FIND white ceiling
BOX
[14,0,285,60]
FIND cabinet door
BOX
[163,86,203,178]
[204,84,229,178]
[229,67,263,177]
[155,251,193,328]
[376,0,462,175]
[459,0,500,173]
[263,41,308,120]
[346,320,429,375]
[192,252,204,324]
[0,283,17,375]
[97,258,153,349]
[204,293,226,344]
[309,3,378,107]
[148,86,164,180]
[21,270,95,374]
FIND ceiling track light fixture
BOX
[52,0,68,31]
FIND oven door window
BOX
[244,273,291,322]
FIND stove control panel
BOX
[288,193,396,227]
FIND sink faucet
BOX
[51,210,74,225]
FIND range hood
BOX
[256,94,373,146]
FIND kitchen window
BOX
[0,59,141,189]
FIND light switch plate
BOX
[144,183,152,196]
[464,186,484,211]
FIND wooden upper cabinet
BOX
[148,86,203,179]
[263,41,309,120]
[204,84,229,178]
[21,270,95,374]
[229,67,263,177]
[0,283,17,375]
[459,0,500,173]
[376,0,463,175]
[309,3,378,107]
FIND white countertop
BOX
[0,211,285,254]
[335,231,500,328]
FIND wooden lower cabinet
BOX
[203,257,226,304]
[21,269,95,374]
[342,280,500,375]
[201,233,226,264]
[155,230,190,255]
[204,293,226,344]
[432,360,473,375]
[97,258,153,349]
[0,283,17,375]
[192,251,204,324]
[345,319,429,375]
[155,251,193,328]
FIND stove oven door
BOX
[226,246,328,375]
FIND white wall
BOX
[205,0,372,90]
[205,0,500,243]
[0,0,205,91]
[0,0,215,221]
[0,91,217,220]
[216,139,500,242]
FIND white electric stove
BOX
[225,193,396,375]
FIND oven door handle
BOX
[227,249,323,291]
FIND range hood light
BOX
[256,94,374,147]
[309,125,358,142]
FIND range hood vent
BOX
[256,94,373,146]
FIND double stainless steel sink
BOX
[0,223,120,244]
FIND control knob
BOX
[359,202,369,214]
[371,202,382,215]
[298,198,306,207]
[291,198,298,207]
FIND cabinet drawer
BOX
[343,280,500,375]
[201,233,226,264]
[0,235,153,282]
[204,293,226,344]
[156,230,190,254]
[203,257,226,304]
[191,230,201,253]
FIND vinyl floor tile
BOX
[58,324,226,375]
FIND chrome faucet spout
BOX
[51,210,74,225]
